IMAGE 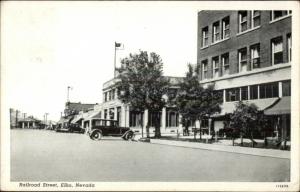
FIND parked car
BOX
[55,123,84,133]
[88,119,134,141]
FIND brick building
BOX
[197,11,291,139]
[57,102,97,130]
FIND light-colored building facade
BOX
[92,76,184,135]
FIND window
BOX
[282,80,291,97]
[104,92,108,102]
[212,21,220,43]
[188,119,196,127]
[251,11,260,28]
[202,27,209,47]
[239,11,248,33]
[166,110,179,127]
[202,60,208,80]
[222,53,230,76]
[271,10,291,21]
[222,16,230,39]
[111,89,115,100]
[129,111,143,127]
[250,85,258,100]
[250,44,260,69]
[109,108,115,119]
[259,82,279,99]
[148,111,161,127]
[201,119,209,128]
[238,47,247,72]
[241,86,248,100]
[271,37,283,65]
[287,34,292,62]
[212,56,220,78]
[108,90,112,101]
[226,88,240,102]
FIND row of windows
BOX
[201,10,291,47]
[104,88,120,102]
[129,110,180,127]
[224,81,290,102]
[201,34,291,80]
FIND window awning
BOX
[84,111,102,121]
[264,96,291,115]
[71,114,83,124]
[57,116,72,124]
[212,98,278,117]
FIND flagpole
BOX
[114,42,116,78]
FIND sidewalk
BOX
[149,138,290,159]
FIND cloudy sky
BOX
[2,1,296,121]
[2,1,200,121]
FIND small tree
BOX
[116,50,169,138]
[230,101,262,147]
[168,64,222,140]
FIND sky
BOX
[2,1,199,121]
[2,1,297,122]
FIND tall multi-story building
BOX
[197,11,291,139]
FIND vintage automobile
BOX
[88,119,134,141]
[55,123,84,133]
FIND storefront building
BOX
[197,10,292,139]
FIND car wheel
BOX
[125,132,134,140]
[90,130,102,140]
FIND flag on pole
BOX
[115,42,121,48]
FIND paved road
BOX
[11,129,290,182]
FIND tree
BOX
[168,64,222,140]
[116,50,169,138]
[229,101,262,147]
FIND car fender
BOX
[121,130,134,138]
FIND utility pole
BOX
[67,86,72,102]
[9,108,13,129]
[45,113,49,128]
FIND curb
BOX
[150,139,290,159]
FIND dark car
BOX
[56,123,84,133]
[88,119,134,141]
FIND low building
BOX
[18,117,42,129]
[10,108,42,129]
[92,76,184,135]
[57,102,97,130]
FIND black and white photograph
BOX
[1,1,299,191]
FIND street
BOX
[11,129,290,182]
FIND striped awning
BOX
[71,114,83,124]
[84,111,102,121]
[264,96,291,115]
[212,98,278,117]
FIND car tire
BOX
[90,130,103,140]
[125,132,134,141]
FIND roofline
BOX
[66,102,98,105]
